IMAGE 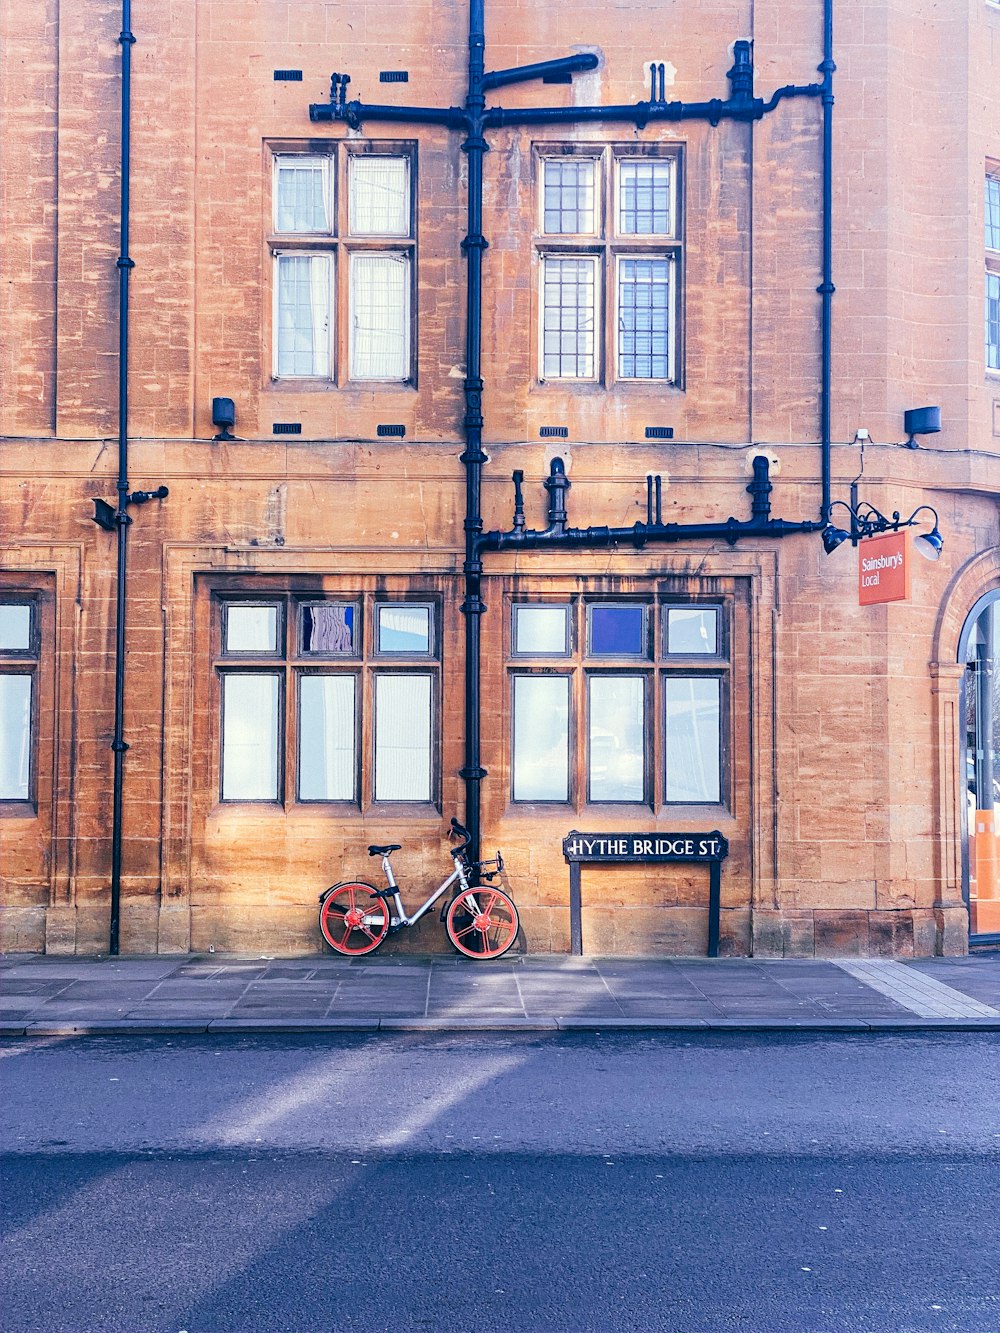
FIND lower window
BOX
[214,592,438,806]
[508,596,727,808]
[0,600,37,803]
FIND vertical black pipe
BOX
[459,0,488,868]
[109,1,136,955]
[818,0,835,523]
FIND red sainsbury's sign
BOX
[858,530,910,605]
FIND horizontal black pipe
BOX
[483,53,598,89]
[761,82,824,111]
[483,88,821,129]
[309,101,467,127]
[479,516,822,554]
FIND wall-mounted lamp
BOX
[903,406,941,449]
[212,396,237,441]
[822,496,943,561]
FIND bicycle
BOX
[318,818,520,959]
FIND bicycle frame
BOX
[381,852,470,931]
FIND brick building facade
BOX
[1,0,999,957]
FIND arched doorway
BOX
[960,590,1000,943]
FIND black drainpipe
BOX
[458,0,489,870]
[102,2,167,953]
[819,0,835,524]
[108,2,136,956]
[310,1,835,863]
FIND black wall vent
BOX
[644,426,675,440]
[272,422,302,435]
[380,70,409,83]
[273,69,303,81]
[542,69,574,84]
[539,425,569,439]
[376,423,407,438]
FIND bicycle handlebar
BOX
[449,817,472,856]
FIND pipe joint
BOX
[111,739,130,754]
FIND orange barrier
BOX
[971,808,1000,934]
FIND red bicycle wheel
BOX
[319,882,390,955]
[446,888,519,959]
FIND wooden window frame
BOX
[213,591,440,810]
[267,141,418,387]
[534,144,683,387]
[508,592,728,811]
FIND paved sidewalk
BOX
[1,950,998,1034]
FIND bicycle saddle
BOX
[368,843,401,856]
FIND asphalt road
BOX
[2,1032,999,1333]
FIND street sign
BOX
[858,530,910,605]
[561,831,730,957]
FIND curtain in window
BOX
[589,676,644,802]
[222,674,280,800]
[307,605,354,653]
[0,675,31,799]
[276,255,330,377]
[374,674,431,801]
[513,675,570,801]
[349,157,409,236]
[276,159,329,233]
[299,675,355,800]
[350,253,409,379]
[664,677,720,803]
[226,605,278,653]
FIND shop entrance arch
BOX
[960,590,1000,944]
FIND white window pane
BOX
[542,257,596,379]
[299,676,356,801]
[275,157,330,233]
[665,677,721,803]
[618,258,671,380]
[589,676,644,803]
[222,675,280,800]
[0,675,31,799]
[514,606,569,655]
[350,252,410,379]
[513,676,569,801]
[225,605,278,653]
[618,160,673,236]
[349,156,409,236]
[667,608,718,655]
[543,159,596,234]
[378,605,430,654]
[0,606,31,651]
[276,255,331,377]
[374,674,431,801]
